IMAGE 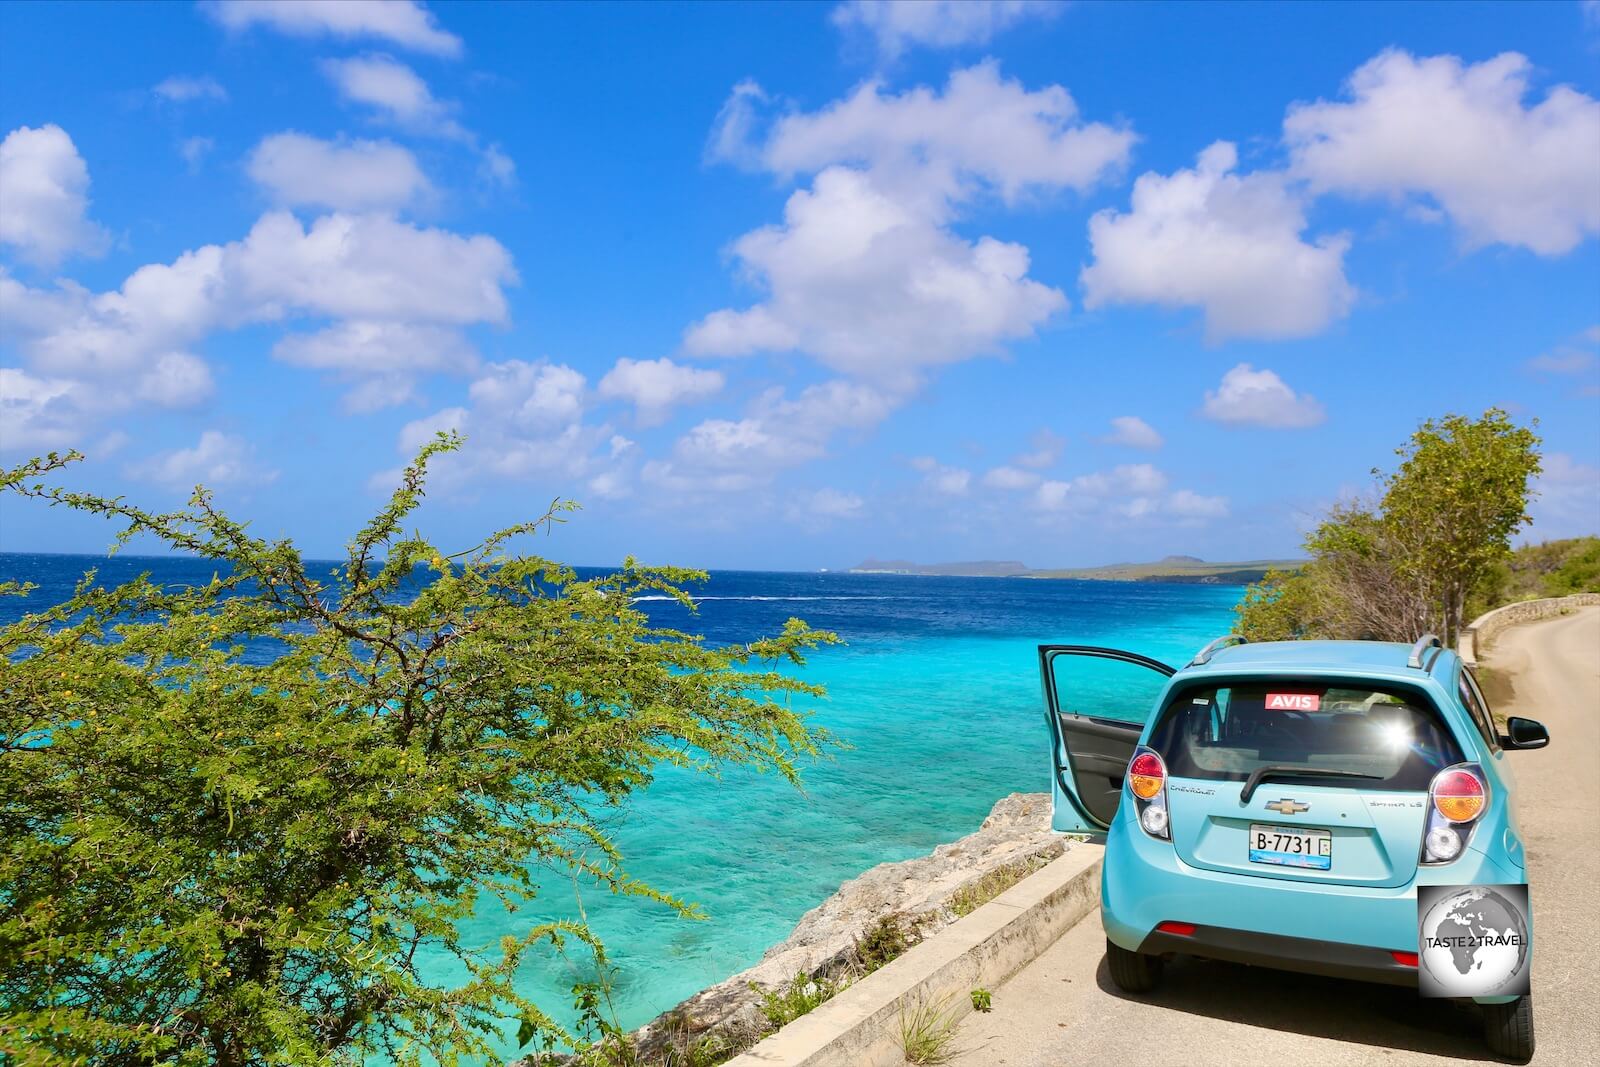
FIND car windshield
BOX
[1146,682,1464,791]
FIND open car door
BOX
[1040,645,1175,832]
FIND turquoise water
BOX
[0,555,1240,1058]
[424,571,1240,1056]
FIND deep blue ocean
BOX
[0,552,1240,1057]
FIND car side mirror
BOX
[1500,717,1549,750]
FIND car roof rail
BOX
[1407,633,1442,669]
[1189,634,1247,667]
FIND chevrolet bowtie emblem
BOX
[1265,798,1310,815]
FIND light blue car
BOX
[1041,634,1549,1063]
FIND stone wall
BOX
[1457,593,1600,665]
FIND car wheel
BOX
[1481,994,1534,1064]
[1105,937,1163,993]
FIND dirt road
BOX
[952,608,1599,1066]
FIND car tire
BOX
[1481,994,1534,1064]
[1105,938,1163,993]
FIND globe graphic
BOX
[1419,887,1530,996]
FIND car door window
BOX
[1040,646,1174,830]
[1046,648,1172,726]
[1459,668,1501,753]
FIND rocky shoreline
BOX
[549,791,1073,1064]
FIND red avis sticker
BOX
[1265,692,1322,711]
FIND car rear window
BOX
[1146,682,1464,792]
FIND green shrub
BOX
[853,911,917,972]
[755,972,847,1029]
[0,439,837,1065]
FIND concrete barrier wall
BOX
[728,844,1104,1067]
[1458,593,1600,665]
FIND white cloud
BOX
[134,352,214,408]
[247,132,432,212]
[272,321,477,411]
[234,212,514,324]
[204,0,462,58]
[705,80,770,169]
[684,166,1065,383]
[1014,428,1064,469]
[731,60,1134,213]
[153,75,227,103]
[0,125,109,268]
[1032,479,1070,511]
[1027,463,1227,526]
[381,360,625,494]
[180,137,215,172]
[911,456,971,495]
[323,55,466,139]
[1,211,514,439]
[271,321,475,373]
[1526,349,1595,376]
[1201,363,1326,429]
[1031,465,1155,509]
[831,1,1060,59]
[1529,452,1600,538]
[1102,415,1163,450]
[645,379,897,494]
[692,63,1133,388]
[0,367,82,452]
[1081,142,1354,341]
[126,430,278,489]
[598,357,724,426]
[1166,489,1229,520]
[468,360,587,434]
[1070,463,1168,496]
[587,470,630,501]
[799,487,866,520]
[480,143,516,188]
[1285,50,1600,255]
[396,404,467,456]
[982,464,1040,490]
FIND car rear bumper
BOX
[1101,806,1526,988]
[1136,923,1419,987]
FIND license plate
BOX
[1249,823,1332,870]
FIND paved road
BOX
[953,608,1599,1066]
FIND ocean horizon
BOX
[0,551,1242,1058]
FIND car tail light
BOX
[1390,950,1419,967]
[1420,764,1490,865]
[1156,921,1196,936]
[1127,746,1170,841]
[1128,751,1165,800]
[1431,769,1486,822]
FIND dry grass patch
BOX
[948,854,1052,917]
[897,994,963,1065]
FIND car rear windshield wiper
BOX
[1239,765,1384,803]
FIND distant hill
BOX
[1027,558,1303,584]
[848,556,1303,584]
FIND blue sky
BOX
[1,0,1597,570]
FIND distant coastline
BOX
[846,555,1303,585]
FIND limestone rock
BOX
[626,791,1068,1060]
